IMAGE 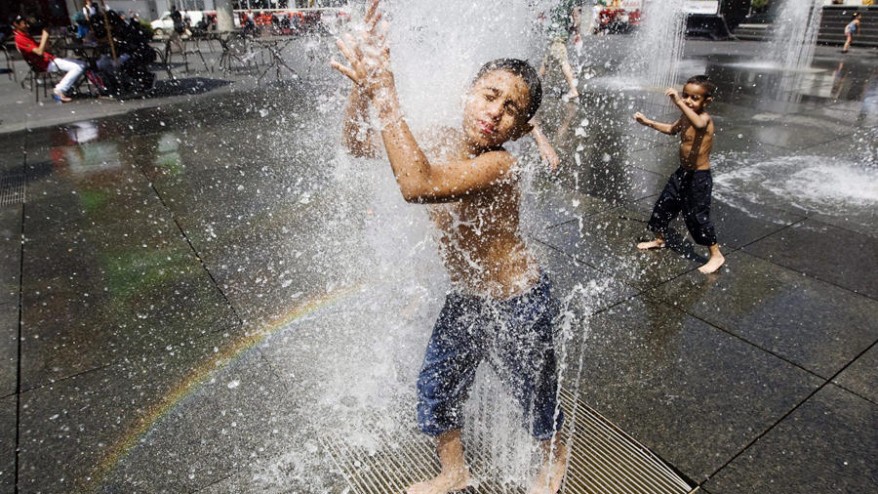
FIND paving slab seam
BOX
[739,217,878,303]
[12,193,24,494]
[657,296,827,382]
[17,362,115,395]
[699,338,878,487]
[137,169,245,329]
[831,338,878,407]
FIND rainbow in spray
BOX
[85,284,362,491]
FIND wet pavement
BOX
[1,36,877,493]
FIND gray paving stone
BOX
[536,244,639,313]
[743,219,878,300]
[834,343,878,404]
[648,251,878,379]
[0,305,16,399]
[16,328,238,493]
[705,384,878,494]
[100,349,289,493]
[536,207,706,291]
[0,395,14,494]
[573,297,822,483]
[0,206,20,309]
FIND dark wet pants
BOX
[416,274,564,441]
[648,167,718,246]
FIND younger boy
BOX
[332,2,567,493]
[633,75,725,274]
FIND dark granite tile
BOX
[16,326,240,493]
[522,182,619,232]
[535,244,638,314]
[743,219,878,300]
[0,395,14,494]
[19,271,240,389]
[0,305,16,399]
[622,144,680,176]
[574,297,822,483]
[718,122,844,151]
[0,135,26,174]
[0,206,21,307]
[648,251,878,379]
[834,343,878,404]
[536,207,706,291]
[705,384,878,494]
[99,349,289,493]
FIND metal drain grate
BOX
[0,173,26,206]
[322,389,696,494]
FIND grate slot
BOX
[323,388,696,494]
[0,173,25,206]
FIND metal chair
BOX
[1,42,16,81]
[20,63,58,103]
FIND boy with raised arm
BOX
[332,2,567,493]
[633,75,725,274]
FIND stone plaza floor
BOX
[0,36,876,493]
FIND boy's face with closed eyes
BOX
[680,83,712,114]
[463,70,533,151]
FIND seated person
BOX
[11,15,85,102]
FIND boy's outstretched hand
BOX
[665,87,680,102]
[633,112,649,125]
[330,0,392,98]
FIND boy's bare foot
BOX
[408,430,469,494]
[528,443,567,494]
[698,252,725,274]
[636,239,665,250]
[406,468,469,494]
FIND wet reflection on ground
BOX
[2,39,877,493]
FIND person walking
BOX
[842,12,861,54]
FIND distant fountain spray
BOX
[769,0,823,72]
[627,0,687,89]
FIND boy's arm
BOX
[666,88,710,129]
[634,112,682,135]
[341,85,378,158]
[372,84,516,202]
[531,121,560,171]
[332,0,516,202]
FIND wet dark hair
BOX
[686,74,717,98]
[474,58,542,122]
[852,12,861,19]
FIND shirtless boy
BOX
[332,1,567,493]
[633,75,725,274]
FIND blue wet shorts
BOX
[416,274,564,441]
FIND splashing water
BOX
[769,0,823,72]
[386,0,549,130]
[249,0,604,489]
[626,0,686,90]
[714,156,878,215]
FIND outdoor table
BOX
[217,32,260,73]
[177,37,211,73]
[251,36,297,83]
[61,42,107,65]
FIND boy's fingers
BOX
[330,60,358,81]
[366,11,382,33]
[364,0,379,23]
[336,37,359,65]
